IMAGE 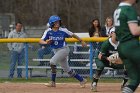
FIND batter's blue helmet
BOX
[48,15,61,28]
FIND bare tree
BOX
[0,0,140,32]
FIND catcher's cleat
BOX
[91,82,97,92]
[80,78,87,88]
[45,81,56,87]
[121,78,128,90]
[121,85,125,91]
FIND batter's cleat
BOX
[91,82,97,92]
[45,81,56,87]
[80,78,87,88]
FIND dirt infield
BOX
[0,82,140,93]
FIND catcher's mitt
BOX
[108,52,123,64]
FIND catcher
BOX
[91,28,128,92]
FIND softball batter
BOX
[39,15,87,88]
[113,0,140,92]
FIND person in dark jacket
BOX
[88,18,103,62]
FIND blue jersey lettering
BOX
[41,27,73,49]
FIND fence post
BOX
[89,42,93,80]
[24,43,28,79]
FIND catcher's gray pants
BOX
[50,46,71,72]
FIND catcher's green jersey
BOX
[100,38,118,57]
[113,3,139,42]
[95,38,123,70]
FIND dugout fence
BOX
[0,37,124,79]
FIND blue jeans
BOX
[9,49,24,78]
[37,47,53,65]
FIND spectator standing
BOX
[7,22,27,79]
[88,18,103,63]
[101,17,115,37]
[88,18,103,37]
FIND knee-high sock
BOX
[50,65,56,82]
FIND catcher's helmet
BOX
[48,15,61,28]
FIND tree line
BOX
[0,0,140,32]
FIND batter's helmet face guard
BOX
[48,15,61,28]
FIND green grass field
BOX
[0,77,122,83]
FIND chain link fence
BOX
[0,42,124,79]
